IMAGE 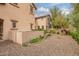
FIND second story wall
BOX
[0,3,35,19]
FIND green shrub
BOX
[39,35,44,39]
[50,29,57,34]
[32,29,45,31]
[30,37,40,43]
[44,30,48,35]
[22,42,28,47]
[30,35,44,43]
[44,33,51,39]
[47,33,51,36]
[68,31,79,44]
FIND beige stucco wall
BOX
[0,3,36,40]
[35,16,49,30]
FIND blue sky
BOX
[34,3,72,17]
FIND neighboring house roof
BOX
[32,3,37,10]
[35,15,50,19]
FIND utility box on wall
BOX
[16,31,22,45]
[9,30,22,45]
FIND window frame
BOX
[42,25,44,29]
[11,20,18,30]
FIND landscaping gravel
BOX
[0,34,79,56]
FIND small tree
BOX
[50,7,69,29]
[70,4,79,32]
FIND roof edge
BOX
[35,15,50,19]
[32,3,37,10]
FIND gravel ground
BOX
[0,34,79,56]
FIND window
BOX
[0,19,3,39]
[30,23,33,30]
[42,25,44,29]
[38,26,40,30]
[12,22,16,28]
[46,26,48,29]
[0,19,3,33]
[11,20,18,29]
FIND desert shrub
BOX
[39,35,44,39]
[30,35,44,43]
[68,31,79,44]
[44,33,52,39]
[47,33,51,36]
[32,29,44,31]
[22,42,28,47]
[44,30,48,35]
[38,29,44,31]
[50,29,57,34]
[30,37,40,43]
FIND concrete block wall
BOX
[22,31,44,43]
[10,30,44,45]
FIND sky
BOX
[34,3,73,17]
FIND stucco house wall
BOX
[0,3,36,40]
[35,15,50,30]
